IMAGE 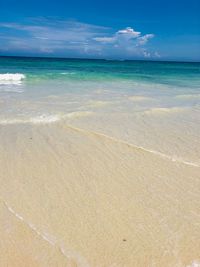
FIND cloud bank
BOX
[0,18,159,59]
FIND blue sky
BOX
[0,0,199,61]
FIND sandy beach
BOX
[0,58,200,266]
[0,120,200,267]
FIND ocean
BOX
[1,56,200,164]
[0,56,200,267]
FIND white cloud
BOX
[137,34,154,45]
[117,27,141,38]
[93,26,155,58]
[143,50,151,58]
[0,20,107,42]
[94,27,142,44]
[0,19,157,59]
[154,51,161,58]
[93,37,115,43]
[93,27,154,48]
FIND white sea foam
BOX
[2,200,90,266]
[64,124,200,168]
[176,94,200,100]
[0,115,61,125]
[30,115,60,124]
[0,73,26,85]
[60,72,75,75]
[0,112,92,125]
[66,111,93,119]
[143,107,187,115]
[186,261,200,267]
[0,113,199,167]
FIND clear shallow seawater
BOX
[0,56,200,164]
[1,56,200,267]
[0,56,200,85]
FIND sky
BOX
[0,0,199,61]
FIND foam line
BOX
[2,199,90,267]
[62,123,200,168]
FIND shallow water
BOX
[0,56,200,267]
[1,57,200,164]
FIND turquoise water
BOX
[0,56,200,87]
[0,56,200,166]
[0,56,200,119]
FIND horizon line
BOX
[0,54,199,64]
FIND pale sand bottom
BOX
[0,123,200,267]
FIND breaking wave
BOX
[0,73,26,85]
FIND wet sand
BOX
[0,122,200,267]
